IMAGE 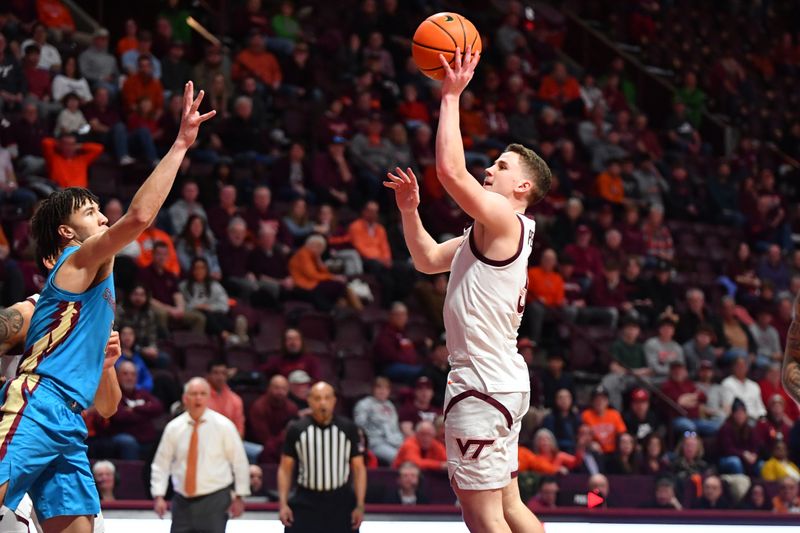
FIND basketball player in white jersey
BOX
[0,297,118,533]
[385,46,550,533]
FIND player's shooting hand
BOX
[175,81,216,150]
[439,45,480,97]
[103,331,122,371]
[384,167,420,214]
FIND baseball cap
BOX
[699,360,714,370]
[288,370,311,384]
[769,394,785,405]
[93,28,109,38]
[517,338,535,350]
[591,385,609,398]
[330,135,347,145]
[631,388,649,402]
[415,376,434,389]
[576,224,591,235]
[669,359,686,368]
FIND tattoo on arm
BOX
[0,308,24,355]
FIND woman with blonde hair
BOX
[518,428,582,475]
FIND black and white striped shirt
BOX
[283,415,362,491]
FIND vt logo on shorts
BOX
[456,438,495,459]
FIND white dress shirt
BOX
[721,376,767,419]
[151,408,250,498]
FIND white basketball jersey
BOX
[444,214,535,393]
[1,295,39,381]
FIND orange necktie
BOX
[184,419,203,496]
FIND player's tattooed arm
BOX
[0,307,24,356]
[782,293,800,405]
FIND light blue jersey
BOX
[19,246,115,407]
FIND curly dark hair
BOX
[31,187,100,266]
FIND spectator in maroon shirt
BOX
[246,223,293,306]
[587,260,631,327]
[262,328,321,381]
[754,394,793,459]
[138,241,206,333]
[248,374,299,463]
[2,101,48,178]
[84,85,156,166]
[563,224,604,284]
[717,399,759,475]
[244,185,280,234]
[398,377,442,437]
[102,360,163,460]
[660,360,717,437]
[312,136,359,208]
[208,184,246,241]
[22,45,52,102]
[374,302,423,384]
[641,204,674,264]
[618,205,646,256]
[218,216,254,302]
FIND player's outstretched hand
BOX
[384,167,420,214]
[175,81,216,150]
[439,45,480,98]
[103,331,121,371]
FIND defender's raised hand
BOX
[384,167,420,214]
[439,45,480,97]
[176,81,216,149]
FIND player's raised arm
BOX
[436,47,518,234]
[383,167,462,274]
[782,292,800,406]
[70,82,215,272]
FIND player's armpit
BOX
[422,236,464,274]
[783,319,800,405]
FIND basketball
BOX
[412,12,482,80]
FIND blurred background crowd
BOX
[1,0,800,514]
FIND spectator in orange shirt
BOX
[136,223,180,276]
[392,421,447,472]
[595,158,626,205]
[232,32,282,90]
[518,428,582,475]
[524,248,565,345]
[348,200,410,303]
[288,234,361,311]
[121,56,164,117]
[207,360,264,464]
[41,134,103,188]
[117,18,139,57]
[581,385,628,455]
[537,62,583,117]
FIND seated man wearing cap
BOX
[601,318,651,410]
[397,376,442,437]
[661,359,718,436]
[287,369,312,416]
[563,224,604,287]
[754,394,793,460]
[623,388,665,446]
[644,317,685,384]
[581,386,627,455]
[695,359,732,428]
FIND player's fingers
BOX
[382,181,399,190]
[471,49,481,69]
[394,167,412,183]
[405,167,418,183]
[183,82,193,115]
[386,172,404,183]
[191,89,205,113]
[454,46,462,70]
[438,53,453,76]
[465,44,472,64]
[198,110,217,122]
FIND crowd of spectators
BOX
[1,0,800,514]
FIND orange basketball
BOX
[412,12,482,80]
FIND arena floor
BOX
[102,510,798,532]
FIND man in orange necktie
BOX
[151,378,250,532]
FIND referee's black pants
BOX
[171,488,231,533]
[286,486,358,533]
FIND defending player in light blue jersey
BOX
[0,82,214,533]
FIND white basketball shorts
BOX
[443,367,530,491]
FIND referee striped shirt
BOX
[283,415,362,491]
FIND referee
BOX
[278,382,367,532]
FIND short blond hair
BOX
[504,144,552,206]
